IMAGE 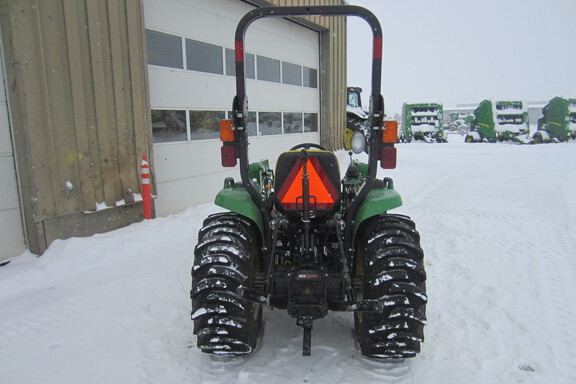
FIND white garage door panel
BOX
[149,67,319,113]
[145,0,321,216]
[145,0,319,68]
[0,156,19,210]
[249,82,319,112]
[1,31,26,260]
[0,209,26,259]
[153,141,224,184]
[245,21,319,67]
[153,131,320,216]
[145,0,246,45]
[154,131,321,187]
[249,133,321,165]
[148,67,235,110]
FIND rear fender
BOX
[353,179,402,239]
[215,181,264,241]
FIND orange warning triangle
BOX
[280,160,336,204]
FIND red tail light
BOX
[221,145,237,167]
[381,146,397,169]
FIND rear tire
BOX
[191,213,262,355]
[354,214,427,359]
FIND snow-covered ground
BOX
[1,136,575,383]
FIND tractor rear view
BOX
[191,5,427,359]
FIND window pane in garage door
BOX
[304,113,319,132]
[246,111,257,136]
[303,67,318,88]
[227,110,257,136]
[282,62,302,86]
[259,112,281,135]
[284,113,303,134]
[257,56,280,83]
[146,30,183,69]
[225,49,255,79]
[186,39,223,75]
[190,110,225,140]
[152,110,187,143]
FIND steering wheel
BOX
[289,143,327,151]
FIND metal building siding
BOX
[265,0,347,150]
[0,0,151,254]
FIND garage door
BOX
[0,33,26,261]
[144,0,321,215]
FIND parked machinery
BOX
[532,96,576,143]
[401,102,447,142]
[465,99,530,143]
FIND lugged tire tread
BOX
[354,214,427,359]
[191,213,262,355]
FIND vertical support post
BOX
[141,155,151,220]
[300,149,311,257]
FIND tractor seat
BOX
[275,149,341,215]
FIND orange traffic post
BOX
[141,155,152,220]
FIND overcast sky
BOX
[347,0,576,116]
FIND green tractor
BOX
[401,102,447,142]
[532,96,576,143]
[345,86,369,150]
[191,5,427,359]
[465,99,530,143]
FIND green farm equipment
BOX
[345,86,369,150]
[446,112,474,133]
[532,96,576,143]
[465,99,530,143]
[190,5,427,359]
[401,102,447,142]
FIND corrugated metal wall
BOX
[0,0,346,255]
[0,0,152,254]
[263,0,347,150]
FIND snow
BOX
[346,105,368,119]
[2,136,576,383]
[495,124,526,134]
[412,123,438,133]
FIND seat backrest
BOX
[275,150,341,215]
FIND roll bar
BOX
[230,5,385,242]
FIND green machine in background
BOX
[532,96,576,143]
[446,112,474,133]
[465,99,530,143]
[401,102,447,142]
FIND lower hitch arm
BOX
[298,317,314,356]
